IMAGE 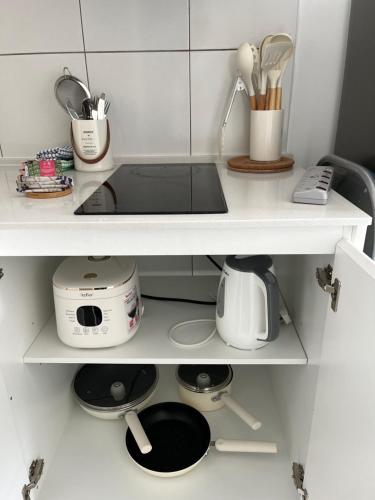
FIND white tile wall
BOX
[81,0,188,51]
[0,0,83,54]
[190,0,298,49]
[0,54,87,157]
[86,52,190,155]
[191,51,249,156]
[0,0,302,160]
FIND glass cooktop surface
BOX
[74,164,228,215]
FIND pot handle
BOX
[125,410,152,454]
[215,439,277,454]
[220,393,262,430]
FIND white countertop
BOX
[0,161,371,256]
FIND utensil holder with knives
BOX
[71,119,113,172]
[54,67,113,173]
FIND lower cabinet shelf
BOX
[24,277,307,365]
[37,366,296,500]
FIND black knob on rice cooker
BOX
[73,364,158,411]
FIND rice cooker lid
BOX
[176,365,233,393]
[53,256,135,290]
[73,364,158,412]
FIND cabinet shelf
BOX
[37,365,296,500]
[24,277,307,365]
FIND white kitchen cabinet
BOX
[0,162,374,500]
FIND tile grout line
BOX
[188,0,192,156]
[78,0,90,88]
[0,48,237,57]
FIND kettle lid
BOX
[225,255,273,273]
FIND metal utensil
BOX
[237,42,256,110]
[82,97,93,120]
[65,100,80,120]
[97,93,106,120]
[54,67,91,117]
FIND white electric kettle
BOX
[216,255,279,350]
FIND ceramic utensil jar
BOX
[249,109,283,161]
[71,119,113,172]
[176,364,262,430]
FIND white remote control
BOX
[292,166,334,205]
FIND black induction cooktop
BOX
[74,164,228,215]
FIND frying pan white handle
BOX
[125,410,152,454]
[220,393,262,430]
[215,439,277,454]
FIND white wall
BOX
[287,0,351,166]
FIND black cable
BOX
[141,294,216,306]
[205,255,223,272]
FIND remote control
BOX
[292,166,334,205]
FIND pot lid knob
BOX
[196,373,211,389]
[110,381,126,401]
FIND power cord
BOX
[168,319,217,349]
[141,256,222,306]
[141,294,216,306]
[205,255,223,272]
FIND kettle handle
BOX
[256,270,279,342]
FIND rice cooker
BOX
[53,256,143,348]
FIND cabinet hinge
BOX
[292,462,308,499]
[316,264,341,312]
[0,267,3,279]
[22,458,44,500]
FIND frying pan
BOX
[126,402,277,477]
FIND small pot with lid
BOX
[176,364,262,430]
[73,364,158,454]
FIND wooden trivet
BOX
[227,156,294,173]
[25,187,73,199]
